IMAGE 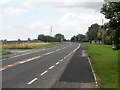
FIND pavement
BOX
[1,42,98,89]
[53,43,98,88]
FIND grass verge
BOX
[0,50,11,55]
[86,44,118,88]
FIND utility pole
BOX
[102,19,104,44]
[102,19,104,25]
[50,27,52,36]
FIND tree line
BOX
[38,33,65,42]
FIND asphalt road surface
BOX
[1,42,80,88]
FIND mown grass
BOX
[86,44,118,88]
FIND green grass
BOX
[0,50,11,55]
[86,44,118,88]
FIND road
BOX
[1,42,80,88]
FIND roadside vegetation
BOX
[1,42,64,49]
[86,44,118,88]
[0,50,11,55]
[0,42,64,55]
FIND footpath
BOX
[53,43,98,88]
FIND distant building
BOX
[97,25,105,44]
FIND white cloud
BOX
[1,0,104,17]
[4,7,28,16]
[52,12,108,39]
[20,0,104,12]
[0,0,9,5]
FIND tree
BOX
[38,34,45,41]
[28,38,31,41]
[4,39,7,42]
[86,23,99,43]
[71,35,77,42]
[101,1,120,49]
[55,33,65,42]
[76,34,85,42]
[38,34,61,42]
[18,39,21,41]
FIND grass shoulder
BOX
[86,44,118,88]
[0,50,11,55]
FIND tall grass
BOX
[1,42,51,49]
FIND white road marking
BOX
[41,71,48,76]
[0,49,45,61]
[64,57,66,59]
[82,50,86,57]
[55,62,59,65]
[49,65,55,70]
[66,55,69,57]
[28,78,38,85]
[0,68,6,71]
[60,59,63,61]
[62,47,65,49]
[56,49,60,51]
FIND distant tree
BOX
[101,1,120,49]
[18,39,21,42]
[38,34,45,41]
[38,34,61,42]
[63,39,67,42]
[4,39,7,42]
[55,33,65,42]
[28,38,31,41]
[71,35,76,42]
[76,34,85,42]
[86,23,99,43]
[82,37,89,42]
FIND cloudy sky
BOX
[0,0,109,40]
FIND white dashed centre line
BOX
[55,62,59,65]
[64,57,66,59]
[28,78,38,85]
[49,66,55,70]
[60,59,63,62]
[41,71,48,76]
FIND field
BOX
[0,42,64,55]
[1,42,51,49]
[1,42,64,49]
[86,44,118,88]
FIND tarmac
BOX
[53,43,98,88]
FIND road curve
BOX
[2,42,80,88]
